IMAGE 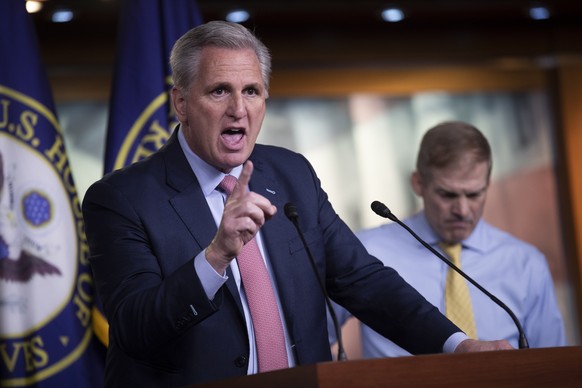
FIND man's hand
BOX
[206,161,277,274]
[455,338,514,353]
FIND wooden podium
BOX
[192,346,582,387]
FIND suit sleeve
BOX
[82,179,222,358]
[285,152,461,355]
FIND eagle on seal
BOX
[0,153,61,282]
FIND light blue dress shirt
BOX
[337,211,566,358]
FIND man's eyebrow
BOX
[244,82,263,89]
[436,187,487,196]
[437,188,459,196]
[208,82,230,90]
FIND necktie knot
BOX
[440,242,462,265]
[219,175,238,197]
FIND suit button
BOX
[234,355,248,368]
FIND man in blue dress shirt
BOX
[332,121,566,357]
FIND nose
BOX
[226,92,246,119]
[452,196,470,218]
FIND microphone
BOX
[371,200,529,349]
[284,202,348,361]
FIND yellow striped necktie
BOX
[441,242,477,339]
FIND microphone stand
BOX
[284,202,348,361]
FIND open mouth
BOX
[222,128,245,147]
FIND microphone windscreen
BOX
[371,201,389,218]
[284,202,299,221]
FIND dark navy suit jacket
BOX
[82,129,459,387]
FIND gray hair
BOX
[169,21,271,94]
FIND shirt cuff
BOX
[193,249,228,300]
[443,332,470,353]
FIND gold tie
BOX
[441,242,477,339]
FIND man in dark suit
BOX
[82,20,512,387]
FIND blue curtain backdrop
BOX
[95,0,203,346]
[0,0,104,386]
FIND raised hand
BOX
[206,161,277,274]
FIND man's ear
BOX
[171,87,187,122]
[411,171,423,196]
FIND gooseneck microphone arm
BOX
[284,202,348,361]
[371,200,529,349]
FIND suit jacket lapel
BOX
[163,133,217,251]
[163,131,244,313]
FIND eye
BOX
[213,87,227,96]
[245,87,258,96]
[437,189,458,200]
[466,191,483,199]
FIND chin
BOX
[452,233,471,242]
[218,156,248,171]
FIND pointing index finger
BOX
[233,160,253,196]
